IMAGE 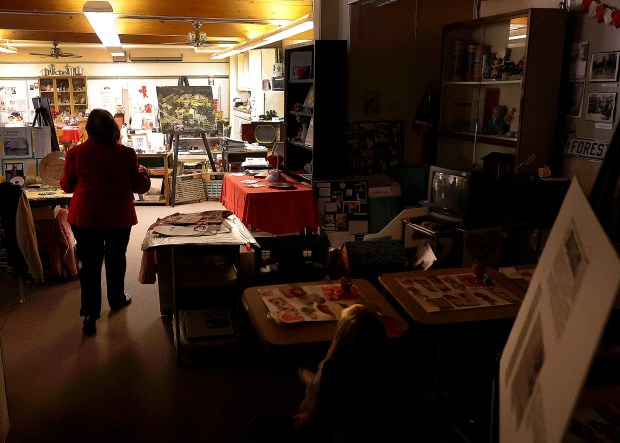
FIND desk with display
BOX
[220,172,319,235]
[24,188,72,208]
[378,267,526,325]
[241,279,408,353]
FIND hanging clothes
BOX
[0,182,44,283]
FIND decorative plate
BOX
[9,176,25,187]
[38,151,66,186]
[268,182,295,190]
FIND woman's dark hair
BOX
[85,108,121,144]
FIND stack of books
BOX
[221,137,248,153]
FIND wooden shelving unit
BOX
[38,75,88,119]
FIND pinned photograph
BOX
[585,92,616,122]
[569,42,589,80]
[589,51,619,82]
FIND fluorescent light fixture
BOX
[83,1,121,47]
[211,12,313,60]
[0,40,18,54]
[108,46,125,57]
[263,14,314,42]
[194,47,219,54]
[348,0,399,6]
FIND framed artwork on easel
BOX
[156,86,215,133]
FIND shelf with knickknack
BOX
[437,9,567,174]
[38,75,88,120]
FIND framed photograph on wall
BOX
[569,42,589,80]
[589,51,619,82]
[585,92,617,123]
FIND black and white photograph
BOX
[569,42,589,80]
[589,51,619,82]
[567,82,585,117]
[1,136,31,158]
[585,92,616,122]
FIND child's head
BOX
[323,304,387,365]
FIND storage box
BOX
[340,239,407,280]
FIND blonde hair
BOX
[320,304,387,369]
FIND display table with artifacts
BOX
[24,187,72,209]
[378,266,526,325]
[140,210,257,363]
[220,172,319,235]
[241,278,408,353]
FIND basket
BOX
[169,173,206,204]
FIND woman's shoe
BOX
[82,316,96,336]
[110,293,132,311]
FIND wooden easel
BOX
[32,98,60,152]
[167,76,218,206]
[169,130,217,206]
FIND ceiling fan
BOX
[163,21,239,48]
[29,41,82,58]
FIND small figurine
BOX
[485,105,506,135]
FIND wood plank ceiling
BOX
[0,0,313,62]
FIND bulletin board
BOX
[314,180,368,234]
[346,120,404,176]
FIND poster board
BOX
[499,179,620,443]
[156,86,215,133]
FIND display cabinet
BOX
[284,40,348,184]
[437,9,567,174]
[38,75,88,119]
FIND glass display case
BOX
[437,9,567,174]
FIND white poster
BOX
[499,179,620,443]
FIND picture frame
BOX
[568,42,589,81]
[585,92,616,123]
[3,160,24,182]
[131,134,148,152]
[588,51,619,82]
[0,126,32,158]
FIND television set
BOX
[424,165,500,228]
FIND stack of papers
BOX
[221,137,248,152]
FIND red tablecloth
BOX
[220,173,319,235]
[58,127,82,144]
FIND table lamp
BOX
[265,153,285,182]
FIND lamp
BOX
[0,40,18,54]
[211,12,313,60]
[83,1,121,48]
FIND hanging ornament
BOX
[612,9,620,27]
[588,0,598,17]
[595,3,607,22]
